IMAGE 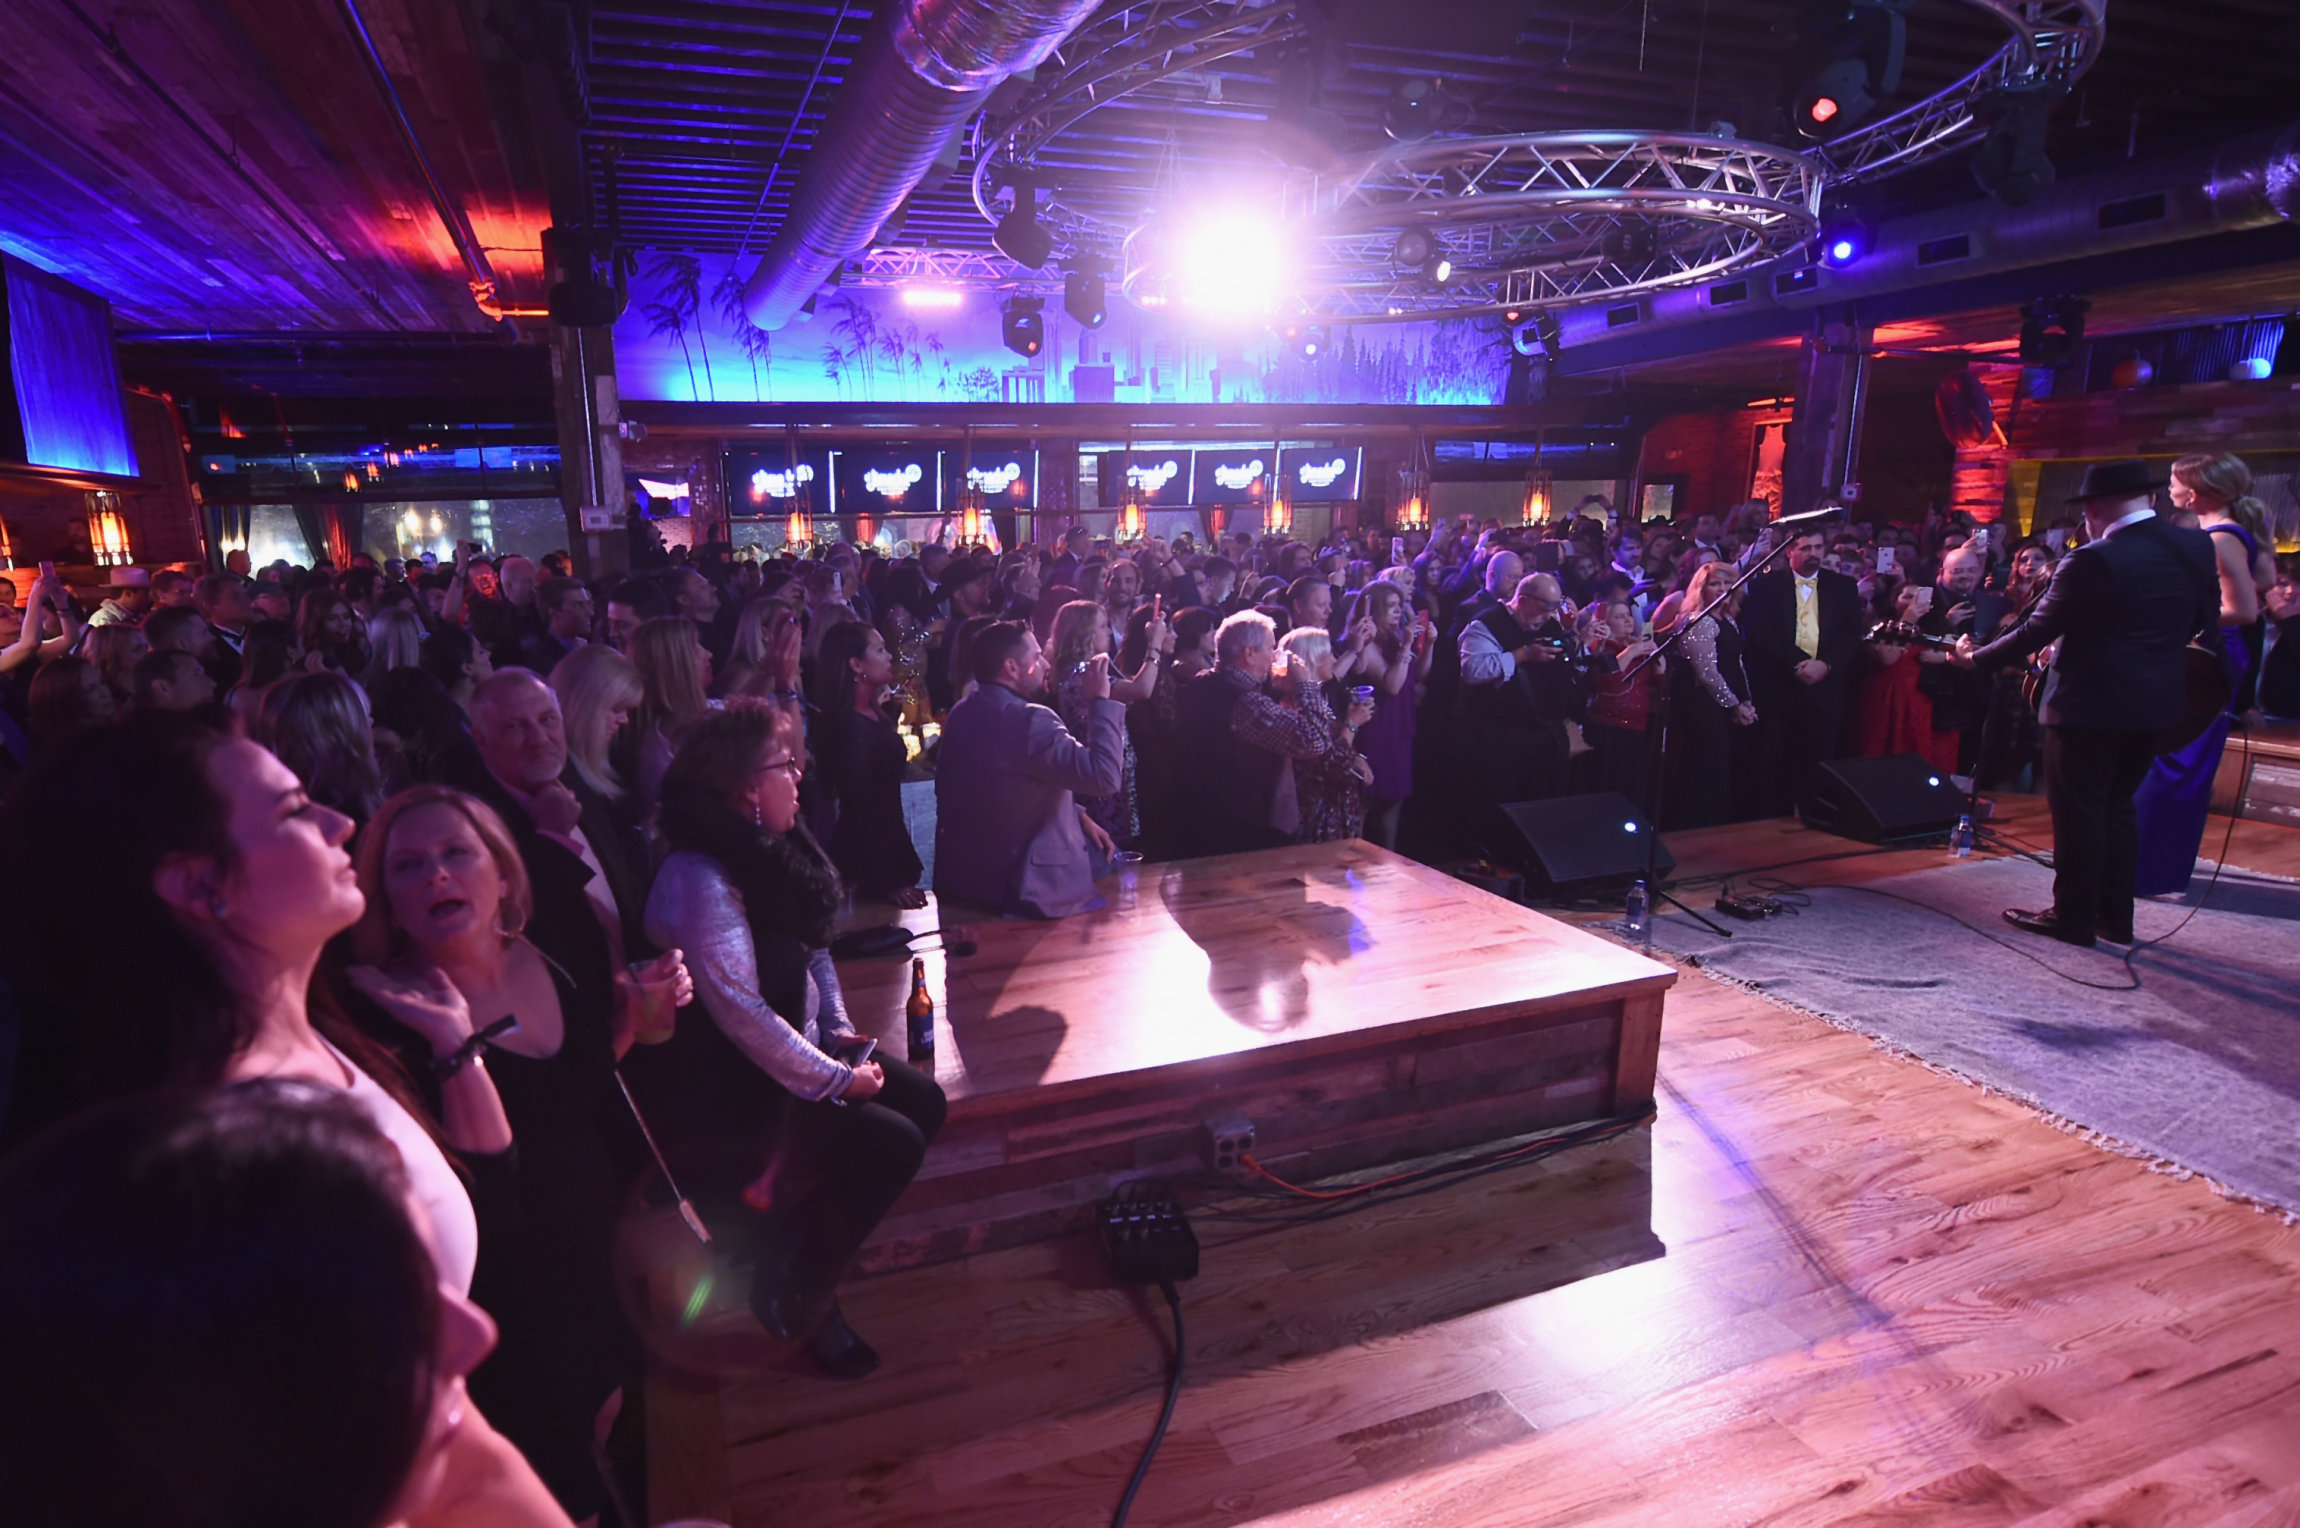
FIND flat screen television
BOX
[0,256,138,479]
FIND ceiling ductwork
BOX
[1556,121,2300,358]
[740,0,1101,331]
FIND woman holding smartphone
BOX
[644,699,945,1377]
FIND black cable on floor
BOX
[1111,1277,1184,1528]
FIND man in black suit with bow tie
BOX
[1739,523,1864,815]
[1954,460,2220,947]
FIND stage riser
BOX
[856,999,1635,1275]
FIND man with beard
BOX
[933,622,1122,918]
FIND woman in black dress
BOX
[810,619,925,907]
[343,785,689,1522]
[1663,560,1756,830]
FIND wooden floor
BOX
[650,801,2300,1528]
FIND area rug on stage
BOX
[1641,853,2300,1215]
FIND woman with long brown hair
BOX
[0,712,573,1526]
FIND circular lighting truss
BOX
[965,0,2104,320]
[1811,0,2106,185]
[1261,130,1824,322]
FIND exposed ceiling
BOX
[0,0,2293,356]
[0,0,559,334]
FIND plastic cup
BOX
[630,973,678,1045]
[1350,685,1377,705]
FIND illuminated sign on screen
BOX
[726,445,829,510]
[835,448,943,513]
[1098,451,1193,506]
[1277,446,1363,501]
[1191,449,1272,505]
[747,464,813,500]
[945,449,1039,506]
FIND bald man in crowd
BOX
[1457,572,1589,841]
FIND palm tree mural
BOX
[713,265,773,401]
[827,294,879,396]
[926,330,949,398]
[819,344,848,400]
[642,253,714,401]
[876,327,911,401]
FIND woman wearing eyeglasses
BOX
[640,698,945,1378]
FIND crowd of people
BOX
[0,448,2290,1523]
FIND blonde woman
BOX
[721,596,804,705]
[548,643,644,802]
[81,621,147,710]
[346,784,686,1519]
[363,604,426,687]
[2169,452,2273,712]
[1662,559,1754,829]
[1048,598,1164,845]
[628,616,717,815]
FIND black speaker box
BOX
[1797,753,1965,842]
[1497,793,1672,892]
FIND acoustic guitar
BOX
[1865,621,2229,756]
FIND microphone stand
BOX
[1617,524,1824,938]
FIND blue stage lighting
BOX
[1818,214,1872,269]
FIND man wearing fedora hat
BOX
[1952,459,2218,946]
[87,567,152,629]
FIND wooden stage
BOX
[829,840,1675,1271]
[641,799,2300,1528]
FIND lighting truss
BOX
[1811,0,2106,185]
[841,247,1059,292]
[1273,131,1822,321]
[969,1,1312,262]
[958,0,2105,319]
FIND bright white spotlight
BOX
[900,286,964,309]
[1176,209,1288,313]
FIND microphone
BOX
[1771,505,1849,528]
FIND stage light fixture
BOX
[1425,256,1453,284]
[1601,223,1661,266]
[993,181,1056,269]
[1063,269,1107,328]
[1001,296,1046,358]
[2017,294,2089,369]
[1785,1,1907,140]
[1970,83,2063,208]
[1383,77,1443,140]
[1509,312,1563,360]
[1278,320,1328,359]
[1818,212,1872,267]
[1392,227,1435,270]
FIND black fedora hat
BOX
[2064,458,2164,504]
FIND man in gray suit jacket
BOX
[933,621,1124,919]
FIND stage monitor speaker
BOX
[1498,793,1672,891]
[1797,753,1965,842]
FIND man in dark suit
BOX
[1955,460,2220,947]
[1738,524,1863,814]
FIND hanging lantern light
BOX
[1395,430,1432,531]
[87,494,132,566]
[0,510,13,570]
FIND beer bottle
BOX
[905,957,935,1063]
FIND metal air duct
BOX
[741,0,1101,330]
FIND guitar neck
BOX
[1864,620,1960,653]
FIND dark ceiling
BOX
[0,0,2293,360]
